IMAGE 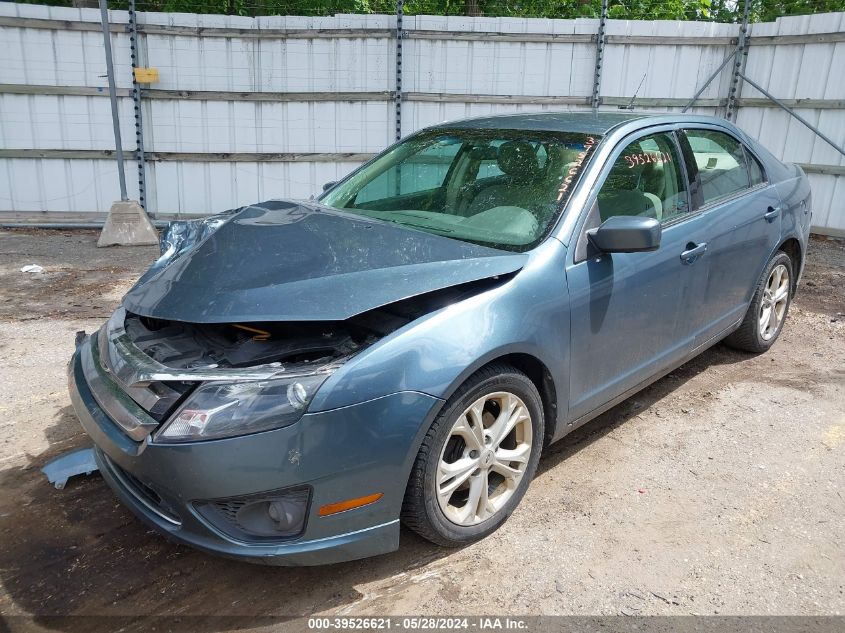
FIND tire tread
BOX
[401,363,541,547]
[724,251,792,353]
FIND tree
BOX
[29,0,845,20]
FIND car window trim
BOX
[662,129,695,229]
[742,144,768,187]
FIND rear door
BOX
[679,128,782,346]
[565,128,711,421]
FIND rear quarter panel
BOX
[738,131,812,279]
[745,135,812,228]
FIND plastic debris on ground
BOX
[41,447,99,490]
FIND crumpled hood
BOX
[122,200,528,323]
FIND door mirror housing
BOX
[322,181,337,192]
[587,216,661,253]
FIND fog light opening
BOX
[193,487,311,542]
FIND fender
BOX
[309,239,572,431]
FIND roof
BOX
[436,111,658,135]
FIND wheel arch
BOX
[777,236,802,295]
[436,349,561,447]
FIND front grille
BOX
[98,326,190,422]
[82,337,160,441]
[105,455,181,525]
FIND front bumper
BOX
[68,337,442,565]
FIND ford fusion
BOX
[68,113,811,565]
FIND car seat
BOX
[466,141,543,214]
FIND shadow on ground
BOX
[0,341,753,631]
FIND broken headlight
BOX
[154,374,327,443]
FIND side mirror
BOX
[587,216,661,253]
[322,181,337,192]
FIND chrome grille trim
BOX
[101,307,338,387]
[81,335,160,441]
[98,323,174,416]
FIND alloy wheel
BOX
[436,391,533,526]
[759,263,790,341]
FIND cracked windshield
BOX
[321,130,600,251]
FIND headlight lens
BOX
[155,374,327,443]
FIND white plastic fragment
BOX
[20,264,44,273]
[42,447,99,490]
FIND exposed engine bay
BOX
[124,275,509,372]
[125,314,361,370]
[104,275,510,426]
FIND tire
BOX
[725,251,793,353]
[401,363,544,547]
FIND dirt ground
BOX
[0,229,843,626]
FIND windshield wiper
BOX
[400,222,454,234]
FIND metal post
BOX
[591,0,608,110]
[128,0,149,216]
[739,72,845,159]
[98,0,127,201]
[394,0,404,142]
[726,0,751,122]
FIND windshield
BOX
[320,128,600,252]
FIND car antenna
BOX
[620,73,647,110]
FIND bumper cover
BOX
[68,338,442,565]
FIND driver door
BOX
[564,129,710,422]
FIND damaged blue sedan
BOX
[68,112,811,565]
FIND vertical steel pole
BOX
[393,0,404,197]
[726,0,751,122]
[394,0,404,142]
[98,0,128,201]
[128,0,149,216]
[591,0,608,110]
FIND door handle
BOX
[680,242,707,265]
[764,206,781,221]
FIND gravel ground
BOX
[0,229,842,624]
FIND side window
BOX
[684,129,751,205]
[596,132,688,224]
[354,140,462,204]
[745,147,766,186]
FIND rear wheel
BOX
[725,251,793,353]
[402,364,544,547]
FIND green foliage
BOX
[25,0,845,21]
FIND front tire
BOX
[402,364,544,547]
[725,251,793,353]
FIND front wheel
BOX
[402,364,544,547]
[725,251,793,353]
